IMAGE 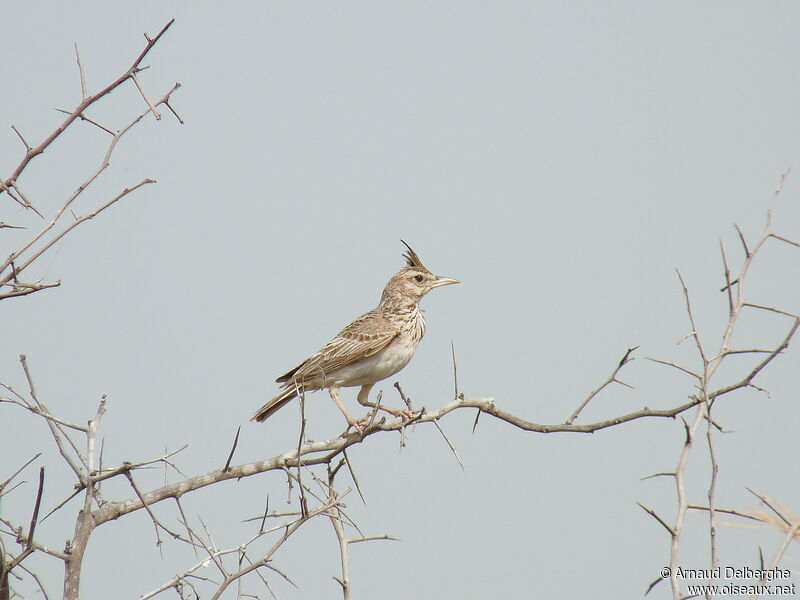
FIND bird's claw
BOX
[384,407,418,421]
[340,416,367,437]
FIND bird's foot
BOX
[382,406,419,421]
[358,402,418,422]
[340,415,368,437]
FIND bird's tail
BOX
[251,386,298,422]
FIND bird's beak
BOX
[431,276,460,288]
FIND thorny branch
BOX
[640,171,800,600]
[566,346,637,424]
[0,18,183,600]
[0,19,182,301]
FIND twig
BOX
[640,472,675,481]
[297,392,308,519]
[7,182,40,218]
[566,346,637,424]
[719,239,733,316]
[17,564,49,600]
[39,487,84,523]
[393,382,411,410]
[0,281,61,300]
[223,426,241,473]
[767,232,800,248]
[637,502,675,537]
[25,467,45,546]
[742,302,799,319]
[74,43,87,99]
[163,93,185,124]
[451,340,460,399]
[644,358,701,380]
[745,489,792,528]
[675,271,706,364]
[327,466,350,600]
[124,471,164,553]
[669,409,704,599]
[686,504,766,522]
[259,493,270,534]
[10,125,31,152]
[342,450,365,505]
[174,497,200,558]
[734,223,750,258]
[704,399,719,586]
[0,453,41,497]
[131,71,162,120]
[431,420,464,471]
[20,355,86,483]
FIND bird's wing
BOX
[276,309,399,384]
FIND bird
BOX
[252,241,459,431]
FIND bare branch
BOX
[734,223,750,258]
[767,232,800,248]
[131,71,162,120]
[327,467,351,600]
[687,504,766,522]
[10,125,31,152]
[669,409,704,599]
[675,270,707,364]
[3,179,155,290]
[704,401,719,580]
[645,357,702,380]
[637,502,675,537]
[223,426,241,473]
[25,467,45,546]
[19,355,86,483]
[0,280,61,300]
[566,346,638,424]
[450,340,460,400]
[709,318,800,403]
[342,450,365,505]
[207,502,336,600]
[719,239,734,316]
[745,489,793,528]
[91,394,707,527]
[0,22,182,302]
[742,302,799,319]
[0,454,41,497]
[74,43,88,99]
[431,419,465,471]
[124,471,164,552]
[1,19,175,193]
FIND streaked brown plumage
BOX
[252,241,458,429]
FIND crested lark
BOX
[252,241,458,430]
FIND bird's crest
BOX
[400,240,429,272]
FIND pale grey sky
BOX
[2,3,799,599]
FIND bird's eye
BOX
[414,275,424,283]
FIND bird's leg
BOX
[356,384,415,421]
[329,386,364,434]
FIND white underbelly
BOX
[328,333,419,387]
